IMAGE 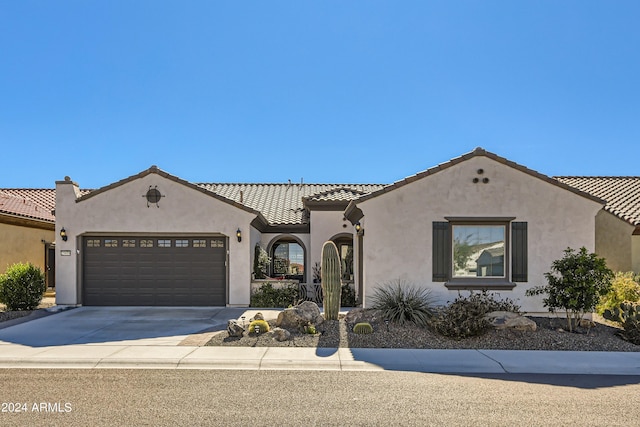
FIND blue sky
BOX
[1,1,639,188]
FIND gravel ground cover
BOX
[0,298,56,325]
[206,310,640,352]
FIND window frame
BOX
[270,239,306,283]
[435,217,519,290]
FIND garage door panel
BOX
[82,236,227,306]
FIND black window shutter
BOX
[511,222,528,282]
[432,222,450,282]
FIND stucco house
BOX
[555,177,640,274]
[0,189,56,287]
[52,148,611,313]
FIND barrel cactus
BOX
[353,322,374,334]
[321,241,342,320]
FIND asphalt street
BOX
[2,369,640,426]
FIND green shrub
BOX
[304,324,317,334]
[341,283,356,307]
[430,291,521,339]
[248,319,270,334]
[370,279,435,327]
[353,322,373,334]
[526,247,613,332]
[0,262,46,311]
[597,272,640,314]
[250,282,299,308]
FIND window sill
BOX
[444,279,516,291]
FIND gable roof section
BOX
[344,147,604,222]
[555,176,640,226]
[198,183,384,225]
[76,166,269,226]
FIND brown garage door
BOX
[83,236,227,306]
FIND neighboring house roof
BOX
[1,188,57,213]
[555,176,640,227]
[0,191,55,223]
[198,183,384,225]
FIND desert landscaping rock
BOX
[271,327,291,342]
[208,310,640,352]
[486,311,537,331]
[275,301,324,330]
[227,320,245,338]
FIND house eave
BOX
[0,213,55,230]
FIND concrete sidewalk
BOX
[1,343,639,375]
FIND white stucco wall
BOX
[356,156,603,313]
[309,210,355,283]
[55,172,257,306]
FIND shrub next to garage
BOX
[0,262,46,311]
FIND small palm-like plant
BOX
[370,279,435,327]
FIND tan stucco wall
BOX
[594,210,634,272]
[0,222,54,273]
[632,234,640,273]
[55,173,257,306]
[356,156,603,313]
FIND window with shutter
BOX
[432,218,525,290]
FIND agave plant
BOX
[370,279,435,327]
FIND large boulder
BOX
[344,308,380,324]
[276,301,324,329]
[227,319,245,338]
[485,311,537,331]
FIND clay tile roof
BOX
[0,188,57,213]
[303,187,370,203]
[555,177,640,226]
[0,191,55,222]
[197,183,384,225]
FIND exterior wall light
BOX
[236,228,242,242]
[60,228,68,242]
[355,222,364,236]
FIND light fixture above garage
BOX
[236,228,242,242]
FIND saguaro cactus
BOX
[321,240,342,320]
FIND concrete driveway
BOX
[0,306,251,347]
